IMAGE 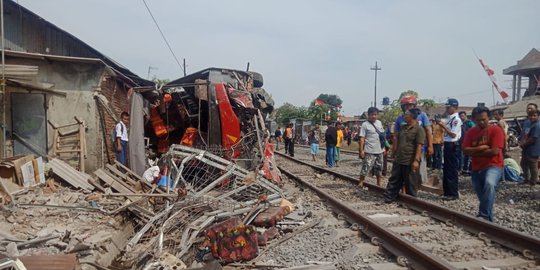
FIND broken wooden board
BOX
[18,253,78,270]
[48,158,94,191]
[94,169,135,194]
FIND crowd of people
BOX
[273,96,539,222]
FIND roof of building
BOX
[503,48,540,76]
[489,95,540,120]
[4,0,152,86]
[418,104,475,117]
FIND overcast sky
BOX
[19,0,540,115]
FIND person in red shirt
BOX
[462,106,505,222]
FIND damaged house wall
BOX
[1,0,151,171]
[3,55,104,172]
[97,73,131,167]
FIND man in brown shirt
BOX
[384,108,426,203]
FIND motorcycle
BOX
[507,128,519,148]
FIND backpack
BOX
[111,122,124,146]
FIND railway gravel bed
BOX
[275,152,540,269]
[286,146,540,238]
[255,174,395,269]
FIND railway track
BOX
[275,152,540,270]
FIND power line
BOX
[141,0,184,74]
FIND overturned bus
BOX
[131,68,275,172]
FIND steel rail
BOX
[276,152,540,261]
[279,166,456,270]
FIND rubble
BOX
[0,139,299,269]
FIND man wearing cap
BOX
[393,95,433,187]
[437,98,462,200]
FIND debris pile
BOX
[0,141,306,269]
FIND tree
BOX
[307,93,343,123]
[379,90,436,126]
[274,103,309,126]
[314,94,343,107]
[151,76,170,85]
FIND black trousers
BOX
[384,162,418,201]
[443,142,460,197]
[284,139,290,154]
[288,139,295,157]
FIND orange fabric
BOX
[285,128,293,139]
[181,127,198,146]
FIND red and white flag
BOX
[314,99,325,106]
[478,58,509,102]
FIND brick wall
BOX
[98,75,130,166]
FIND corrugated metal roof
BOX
[2,0,152,86]
[48,158,94,191]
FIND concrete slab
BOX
[368,262,407,270]
[388,225,443,233]
[451,257,534,269]
[417,239,485,250]
[369,215,430,224]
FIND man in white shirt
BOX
[358,107,385,187]
[115,111,130,166]
[437,98,462,200]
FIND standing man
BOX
[115,111,130,166]
[462,106,505,222]
[359,107,385,187]
[335,122,344,167]
[493,109,508,152]
[309,124,321,161]
[519,103,537,171]
[285,123,295,157]
[393,95,433,186]
[432,115,444,171]
[325,122,337,168]
[459,111,475,175]
[274,127,282,151]
[520,110,540,186]
[384,108,425,203]
[437,98,462,201]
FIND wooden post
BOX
[512,74,517,102]
[517,75,522,100]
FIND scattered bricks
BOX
[253,207,289,227]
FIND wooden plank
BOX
[114,161,144,181]
[111,161,163,193]
[102,168,138,193]
[18,253,78,270]
[94,169,134,194]
[106,164,134,185]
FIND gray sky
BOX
[19,0,540,115]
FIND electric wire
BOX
[141,0,185,74]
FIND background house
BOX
[1,0,151,172]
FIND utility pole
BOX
[1,0,6,158]
[370,61,382,107]
[147,66,158,80]
[183,58,186,76]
